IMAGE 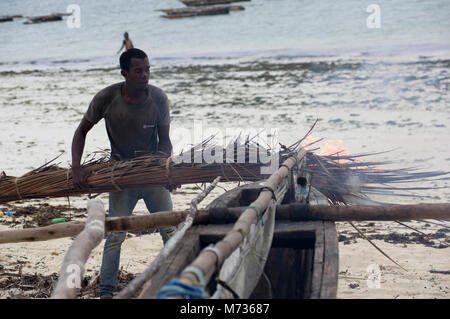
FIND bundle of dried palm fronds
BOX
[0,132,447,204]
[0,138,282,203]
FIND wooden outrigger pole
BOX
[0,202,449,245]
[50,199,105,299]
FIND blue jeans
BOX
[99,187,176,296]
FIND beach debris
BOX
[50,218,66,224]
[348,283,360,289]
[0,268,134,299]
[23,13,72,24]
[0,202,83,229]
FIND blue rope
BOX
[155,278,208,299]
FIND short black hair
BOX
[120,48,148,71]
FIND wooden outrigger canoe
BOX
[161,6,230,19]
[137,158,338,299]
[23,13,71,24]
[2,142,448,298]
[0,15,22,23]
[180,0,250,6]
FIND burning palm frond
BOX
[303,150,448,204]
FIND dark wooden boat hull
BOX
[161,6,231,19]
[181,0,250,7]
[143,180,338,299]
[250,220,338,298]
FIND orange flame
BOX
[302,136,350,157]
[319,140,350,157]
[318,140,350,164]
[302,137,382,171]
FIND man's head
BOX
[120,48,150,91]
[124,32,129,39]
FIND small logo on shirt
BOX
[143,124,155,129]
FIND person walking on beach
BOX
[117,32,134,54]
[71,48,176,299]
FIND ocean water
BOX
[1,0,450,67]
[0,0,449,203]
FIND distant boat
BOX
[180,0,250,7]
[0,15,22,23]
[161,5,244,19]
[23,13,71,24]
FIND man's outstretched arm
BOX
[71,118,94,189]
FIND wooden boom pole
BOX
[1,203,449,245]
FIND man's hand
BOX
[72,166,91,190]
[71,118,94,190]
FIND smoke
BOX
[345,174,362,194]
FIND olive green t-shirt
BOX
[84,82,170,160]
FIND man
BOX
[117,32,134,54]
[71,48,176,299]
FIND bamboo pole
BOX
[116,177,221,299]
[51,199,105,299]
[0,205,221,244]
[175,149,307,294]
[0,208,198,244]
[1,203,449,245]
[0,221,86,244]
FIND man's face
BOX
[123,57,150,90]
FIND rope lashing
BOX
[110,163,122,191]
[202,245,223,271]
[155,278,208,299]
[165,156,175,186]
[257,186,277,202]
[181,265,206,287]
